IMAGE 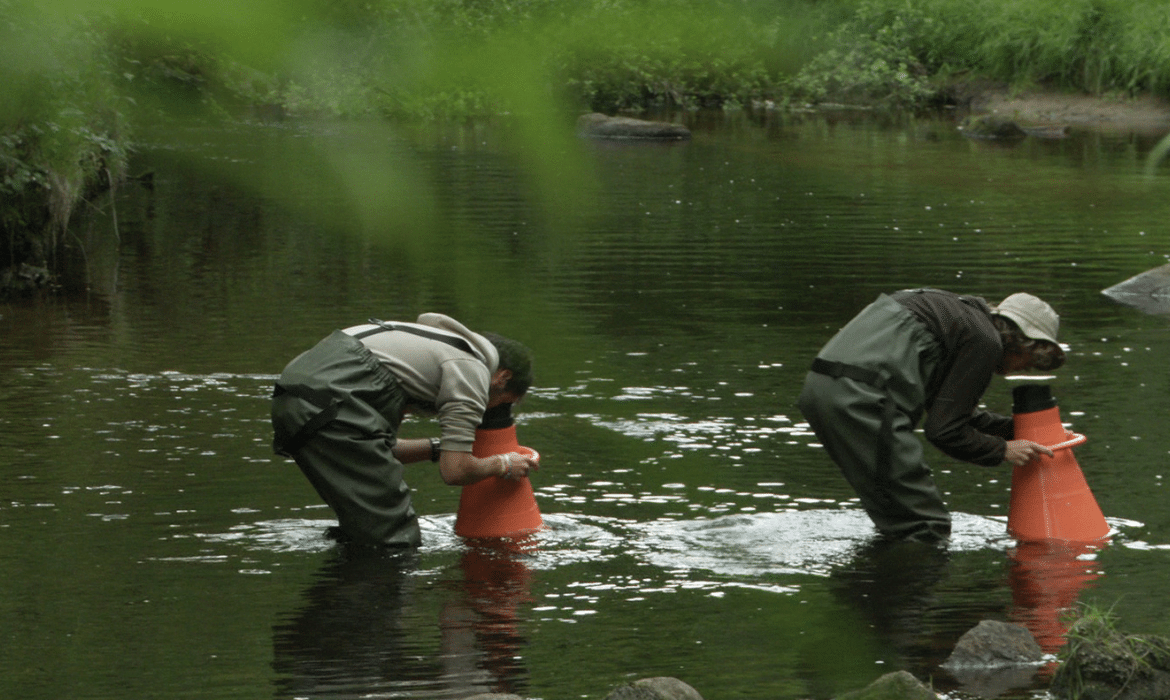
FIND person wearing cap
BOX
[798,288,1066,543]
[270,313,537,548]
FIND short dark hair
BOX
[483,332,534,397]
[993,316,1065,371]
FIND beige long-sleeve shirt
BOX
[344,313,499,453]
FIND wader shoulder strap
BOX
[353,318,476,356]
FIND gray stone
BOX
[577,113,691,140]
[603,676,704,700]
[959,114,1027,140]
[834,670,939,700]
[1102,263,1170,315]
[942,619,1044,667]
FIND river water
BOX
[2,110,1169,700]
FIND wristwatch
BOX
[429,437,441,462]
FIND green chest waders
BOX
[799,294,946,541]
[270,321,481,547]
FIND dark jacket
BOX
[892,289,1013,466]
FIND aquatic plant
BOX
[1053,602,1170,700]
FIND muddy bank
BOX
[964,86,1170,136]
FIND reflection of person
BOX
[827,538,952,666]
[271,313,537,547]
[272,548,429,698]
[272,542,535,699]
[798,289,1066,542]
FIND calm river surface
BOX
[2,110,1169,700]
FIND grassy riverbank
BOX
[5,0,1170,293]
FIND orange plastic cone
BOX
[454,404,543,539]
[1007,385,1109,543]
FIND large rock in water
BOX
[959,114,1027,140]
[577,113,691,140]
[943,620,1045,667]
[1102,263,1170,315]
[834,671,939,700]
[603,676,704,700]
[940,620,1045,697]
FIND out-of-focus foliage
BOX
[6,0,1170,292]
[2,2,129,273]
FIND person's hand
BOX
[498,451,540,480]
[1004,439,1054,466]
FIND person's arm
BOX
[438,450,539,486]
[392,437,440,464]
[923,333,1009,466]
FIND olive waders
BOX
[798,294,948,542]
[272,322,476,548]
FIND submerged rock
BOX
[835,670,939,700]
[603,676,704,700]
[0,263,51,296]
[959,114,1027,140]
[942,620,1045,697]
[943,620,1045,667]
[577,113,692,140]
[1102,263,1170,315]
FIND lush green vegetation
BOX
[5,0,1170,293]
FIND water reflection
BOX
[439,540,537,697]
[827,537,952,666]
[272,539,537,699]
[1008,540,1104,655]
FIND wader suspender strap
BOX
[272,384,343,456]
[353,318,477,356]
[810,357,898,475]
[273,320,480,456]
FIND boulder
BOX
[959,114,1027,140]
[941,620,1044,697]
[1102,263,1170,315]
[0,263,51,296]
[835,670,939,700]
[603,676,704,700]
[1051,616,1170,700]
[577,113,691,140]
[943,620,1045,667]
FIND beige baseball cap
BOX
[993,293,1060,344]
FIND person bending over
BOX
[798,289,1065,543]
[271,313,537,547]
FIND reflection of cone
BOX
[454,405,543,539]
[1008,540,1102,654]
[1007,385,1109,543]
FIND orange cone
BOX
[1007,385,1109,543]
[454,404,544,539]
